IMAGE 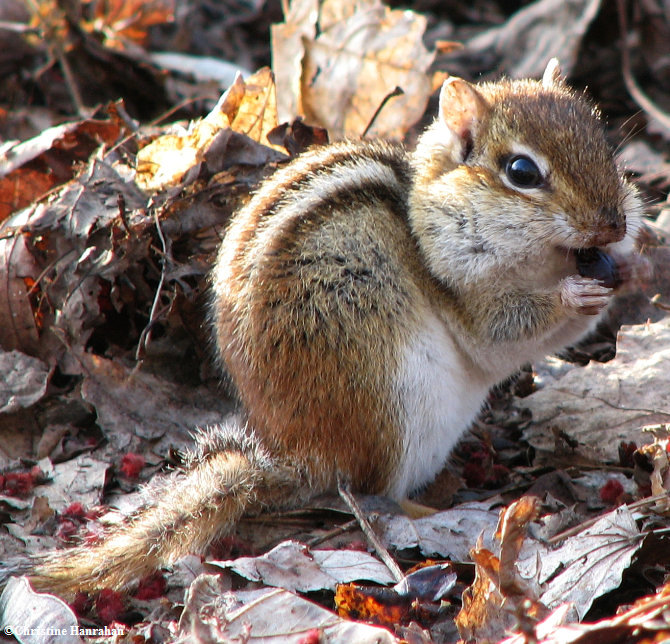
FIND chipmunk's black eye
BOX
[505,155,543,188]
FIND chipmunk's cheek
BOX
[575,247,621,289]
[547,246,581,277]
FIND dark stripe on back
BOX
[253,141,410,224]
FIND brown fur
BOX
[12,67,644,597]
[212,140,431,493]
[29,426,305,594]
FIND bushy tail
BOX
[27,425,305,597]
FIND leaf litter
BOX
[0,0,669,642]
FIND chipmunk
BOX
[19,60,645,596]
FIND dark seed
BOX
[575,248,621,289]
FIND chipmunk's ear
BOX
[542,58,564,88]
[438,77,490,162]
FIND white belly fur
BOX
[389,313,489,499]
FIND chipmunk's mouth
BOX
[574,247,621,289]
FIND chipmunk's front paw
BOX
[560,275,612,316]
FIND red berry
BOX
[600,479,624,505]
[463,462,487,488]
[133,572,167,600]
[4,472,36,496]
[71,592,93,617]
[95,589,125,624]
[119,452,145,478]
[62,502,86,518]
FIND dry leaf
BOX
[393,562,457,602]
[0,412,41,467]
[497,496,540,598]
[270,0,317,128]
[522,319,670,463]
[136,67,286,192]
[534,506,644,619]
[618,140,670,179]
[21,155,145,238]
[455,498,546,644]
[464,0,602,80]
[272,0,435,139]
[456,548,507,644]
[0,577,83,644]
[501,583,670,644]
[87,0,175,49]
[0,235,40,355]
[179,574,399,643]
[229,67,285,153]
[638,434,670,507]
[77,353,235,453]
[0,350,50,414]
[335,582,414,628]
[0,118,122,221]
[36,454,109,514]
[267,117,329,156]
[380,499,502,559]
[336,563,457,629]
[210,540,396,592]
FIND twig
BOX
[54,42,87,117]
[117,194,132,236]
[337,478,403,583]
[135,207,169,360]
[0,20,36,33]
[559,387,670,419]
[361,86,405,139]
[590,395,670,419]
[26,248,76,294]
[24,0,88,117]
[651,294,670,312]
[306,518,359,548]
[616,0,670,137]
[547,493,670,545]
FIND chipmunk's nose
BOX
[593,207,626,245]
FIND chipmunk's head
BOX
[410,59,643,288]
